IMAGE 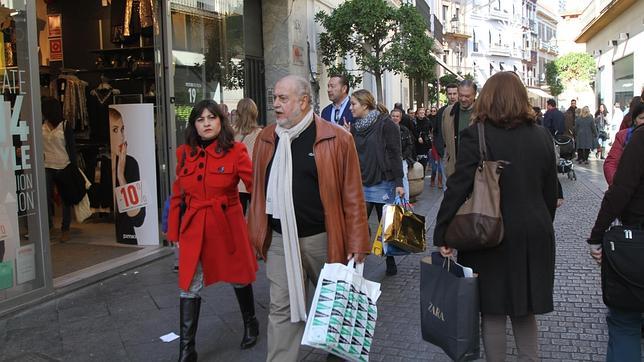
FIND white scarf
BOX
[266,109,315,322]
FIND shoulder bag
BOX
[601,225,644,311]
[444,122,508,251]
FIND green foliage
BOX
[439,72,473,87]
[545,52,596,96]
[326,63,363,89]
[545,61,563,96]
[316,0,436,101]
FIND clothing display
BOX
[88,84,120,143]
[49,75,89,131]
[1,17,16,67]
[112,0,156,44]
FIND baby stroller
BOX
[554,134,576,181]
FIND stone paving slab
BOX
[1,163,643,361]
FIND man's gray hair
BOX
[279,75,312,104]
[458,79,478,93]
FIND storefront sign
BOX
[15,244,35,284]
[115,181,148,213]
[109,104,159,245]
[49,38,63,62]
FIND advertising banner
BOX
[0,100,21,289]
[109,104,158,245]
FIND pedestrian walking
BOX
[433,83,458,189]
[588,99,644,362]
[574,106,597,164]
[434,71,558,362]
[564,99,577,138]
[247,75,370,362]
[349,89,405,276]
[543,99,565,137]
[167,100,259,361]
[441,80,477,178]
[41,97,75,243]
[390,108,416,200]
[603,97,644,185]
[594,104,609,159]
[321,74,353,127]
[233,97,262,214]
[414,107,431,174]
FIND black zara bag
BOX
[420,256,480,361]
[601,225,644,312]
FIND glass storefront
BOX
[0,0,265,316]
[1,0,51,310]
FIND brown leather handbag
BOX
[444,122,508,251]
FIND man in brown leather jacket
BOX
[247,75,370,361]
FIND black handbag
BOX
[601,225,644,311]
[55,163,87,205]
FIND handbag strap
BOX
[477,122,487,162]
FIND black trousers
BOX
[577,148,590,162]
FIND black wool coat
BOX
[434,122,558,316]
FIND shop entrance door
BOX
[162,0,246,174]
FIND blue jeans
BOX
[605,307,643,362]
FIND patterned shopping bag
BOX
[302,261,381,361]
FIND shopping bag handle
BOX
[347,258,365,276]
[394,195,413,211]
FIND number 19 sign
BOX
[115,181,148,213]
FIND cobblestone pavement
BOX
[1,159,642,361]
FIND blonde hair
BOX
[351,89,376,111]
[234,98,259,135]
[580,106,591,118]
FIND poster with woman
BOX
[109,104,158,245]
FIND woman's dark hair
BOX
[185,100,235,155]
[472,71,536,128]
[630,99,644,122]
[41,96,64,127]
[595,103,607,117]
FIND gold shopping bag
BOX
[382,204,426,253]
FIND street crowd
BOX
[164,72,644,362]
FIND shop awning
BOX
[526,87,552,99]
[429,52,464,80]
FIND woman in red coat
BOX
[167,100,258,361]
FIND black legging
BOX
[239,192,251,215]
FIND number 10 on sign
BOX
[115,181,148,213]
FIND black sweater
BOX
[589,124,644,243]
[352,113,404,188]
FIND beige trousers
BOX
[266,231,328,362]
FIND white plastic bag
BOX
[302,260,381,361]
[74,168,92,223]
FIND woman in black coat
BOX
[434,72,558,361]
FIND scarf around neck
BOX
[265,109,315,322]
[353,109,380,133]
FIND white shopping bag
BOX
[302,260,381,362]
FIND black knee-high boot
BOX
[179,297,201,362]
[233,284,259,349]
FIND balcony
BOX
[511,48,523,58]
[489,43,511,56]
[444,20,470,40]
[538,40,559,55]
[489,7,510,21]
[431,14,444,44]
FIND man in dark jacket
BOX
[432,83,458,184]
[414,107,431,173]
[321,74,353,127]
[543,99,565,136]
[564,99,577,137]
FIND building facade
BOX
[576,0,642,112]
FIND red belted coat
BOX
[167,141,257,291]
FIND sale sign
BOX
[109,104,158,246]
[115,181,148,213]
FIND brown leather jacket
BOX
[247,115,370,262]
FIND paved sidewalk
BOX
[1,161,643,361]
